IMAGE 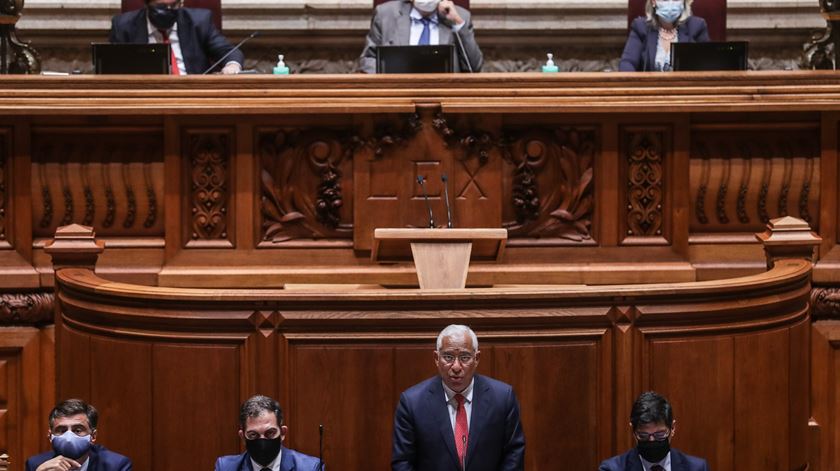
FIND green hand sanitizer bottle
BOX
[273,54,290,75]
[541,53,559,73]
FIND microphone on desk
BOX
[442,173,453,228]
[318,424,325,471]
[439,9,474,73]
[417,176,436,228]
[202,31,259,75]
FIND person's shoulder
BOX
[475,373,513,392]
[179,7,213,23]
[629,16,648,30]
[597,449,634,471]
[92,445,132,467]
[285,447,321,466]
[214,452,247,471]
[671,448,709,470]
[111,8,144,26]
[25,450,55,470]
[685,15,708,30]
[375,0,405,14]
[402,376,439,397]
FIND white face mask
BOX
[413,0,440,14]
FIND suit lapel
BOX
[677,22,691,43]
[391,0,413,45]
[644,24,658,72]
[279,447,295,471]
[464,375,489,469]
[625,449,644,471]
[438,18,451,46]
[239,453,255,471]
[427,379,461,469]
[131,10,149,43]
[669,449,685,471]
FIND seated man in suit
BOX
[599,391,709,471]
[359,0,483,73]
[392,324,525,471]
[215,395,321,471]
[26,399,132,471]
[109,0,243,75]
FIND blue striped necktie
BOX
[418,17,431,45]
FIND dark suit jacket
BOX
[26,444,132,471]
[392,374,525,471]
[619,16,710,71]
[214,447,321,471]
[109,7,244,74]
[598,448,709,471]
[359,0,483,73]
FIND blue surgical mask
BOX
[51,431,93,460]
[655,1,684,25]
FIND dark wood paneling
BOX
[152,344,241,470]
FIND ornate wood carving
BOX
[0,0,41,74]
[31,130,164,238]
[0,292,54,325]
[258,128,357,243]
[623,130,665,237]
[185,130,232,244]
[0,131,5,243]
[501,128,595,241]
[369,114,422,159]
[690,129,820,232]
[812,286,840,320]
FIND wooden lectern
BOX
[372,228,507,289]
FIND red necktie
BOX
[158,29,180,75]
[454,393,468,469]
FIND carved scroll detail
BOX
[812,286,840,321]
[0,292,54,325]
[369,114,422,159]
[259,129,358,242]
[188,132,230,241]
[626,132,664,237]
[501,128,594,241]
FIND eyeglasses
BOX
[634,430,670,441]
[439,352,475,365]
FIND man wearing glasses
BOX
[215,395,321,471]
[392,324,525,471]
[25,399,132,471]
[599,391,709,471]
[109,0,243,74]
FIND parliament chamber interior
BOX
[1,0,840,470]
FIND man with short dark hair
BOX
[25,399,132,471]
[599,391,709,471]
[215,394,321,471]
[392,324,525,471]
[109,0,243,74]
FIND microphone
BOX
[417,176,436,228]
[202,31,258,75]
[439,9,474,73]
[318,424,324,471]
[441,173,453,228]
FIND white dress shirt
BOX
[441,378,474,432]
[408,7,465,46]
[639,450,671,471]
[146,18,187,75]
[249,449,282,471]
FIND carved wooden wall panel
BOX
[0,328,53,469]
[689,127,820,233]
[620,127,669,244]
[0,129,7,247]
[30,128,164,238]
[183,129,234,248]
[501,126,596,244]
[257,128,355,246]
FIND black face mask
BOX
[147,5,178,30]
[245,436,282,466]
[637,438,670,463]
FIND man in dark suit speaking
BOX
[109,0,243,75]
[392,324,525,471]
[599,391,709,471]
[26,399,132,471]
[359,0,483,73]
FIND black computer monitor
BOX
[376,45,455,74]
[671,41,749,71]
[92,43,171,74]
